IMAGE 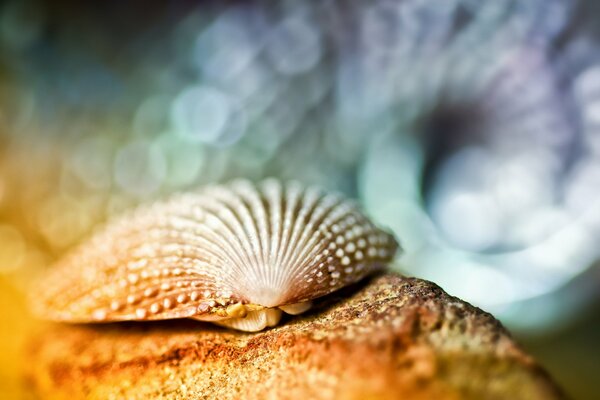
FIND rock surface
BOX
[25,273,563,399]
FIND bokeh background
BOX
[0,0,599,398]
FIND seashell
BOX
[32,179,400,332]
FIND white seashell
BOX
[32,179,400,332]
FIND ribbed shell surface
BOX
[33,179,399,325]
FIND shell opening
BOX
[213,308,282,332]
[279,301,312,315]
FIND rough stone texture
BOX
[25,273,563,399]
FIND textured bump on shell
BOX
[32,179,399,331]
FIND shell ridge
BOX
[279,186,318,277]
[231,182,272,297]
[41,257,222,322]
[199,196,259,288]
[104,226,231,283]
[278,187,331,297]
[226,187,269,294]
[264,180,285,301]
[39,201,239,320]
[261,180,281,274]
[253,182,274,275]
[284,193,342,278]
[203,188,267,298]
[272,182,304,295]
[285,199,352,302]
[112,228,220,262]
[289,201,390,302]
[194,186,246,269]
[86,209,233,273]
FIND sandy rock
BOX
[25,273,563,399]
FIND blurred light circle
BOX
[0,224,26,273]
[583,102,600,135]
[246,118,289,158]
[424,257,517,310]
[172,85,245,146]
[114,140,167,198]
[574,65,600,101]
[153,133,205,188]
[195,8,262,81]
[37,196,92,250]
[237,69,282,121]
[524,223,592,275]
[431,191,501,252]
[133,96,171,137]
[360,132,424,208]
[511,206,569,245]
[223,61,273,103]
[11,247,50,293]
[297,66,330,108]
[490,153,557,213]
[425,146,498,250]
[374,200,434,254]
[263,89,307,140]
[565,159,600,215]
[219,99,248,147]
[69,137,114,191]
[105,195,137,218]
[265,14,322,75]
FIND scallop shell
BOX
[33,179,399,331]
